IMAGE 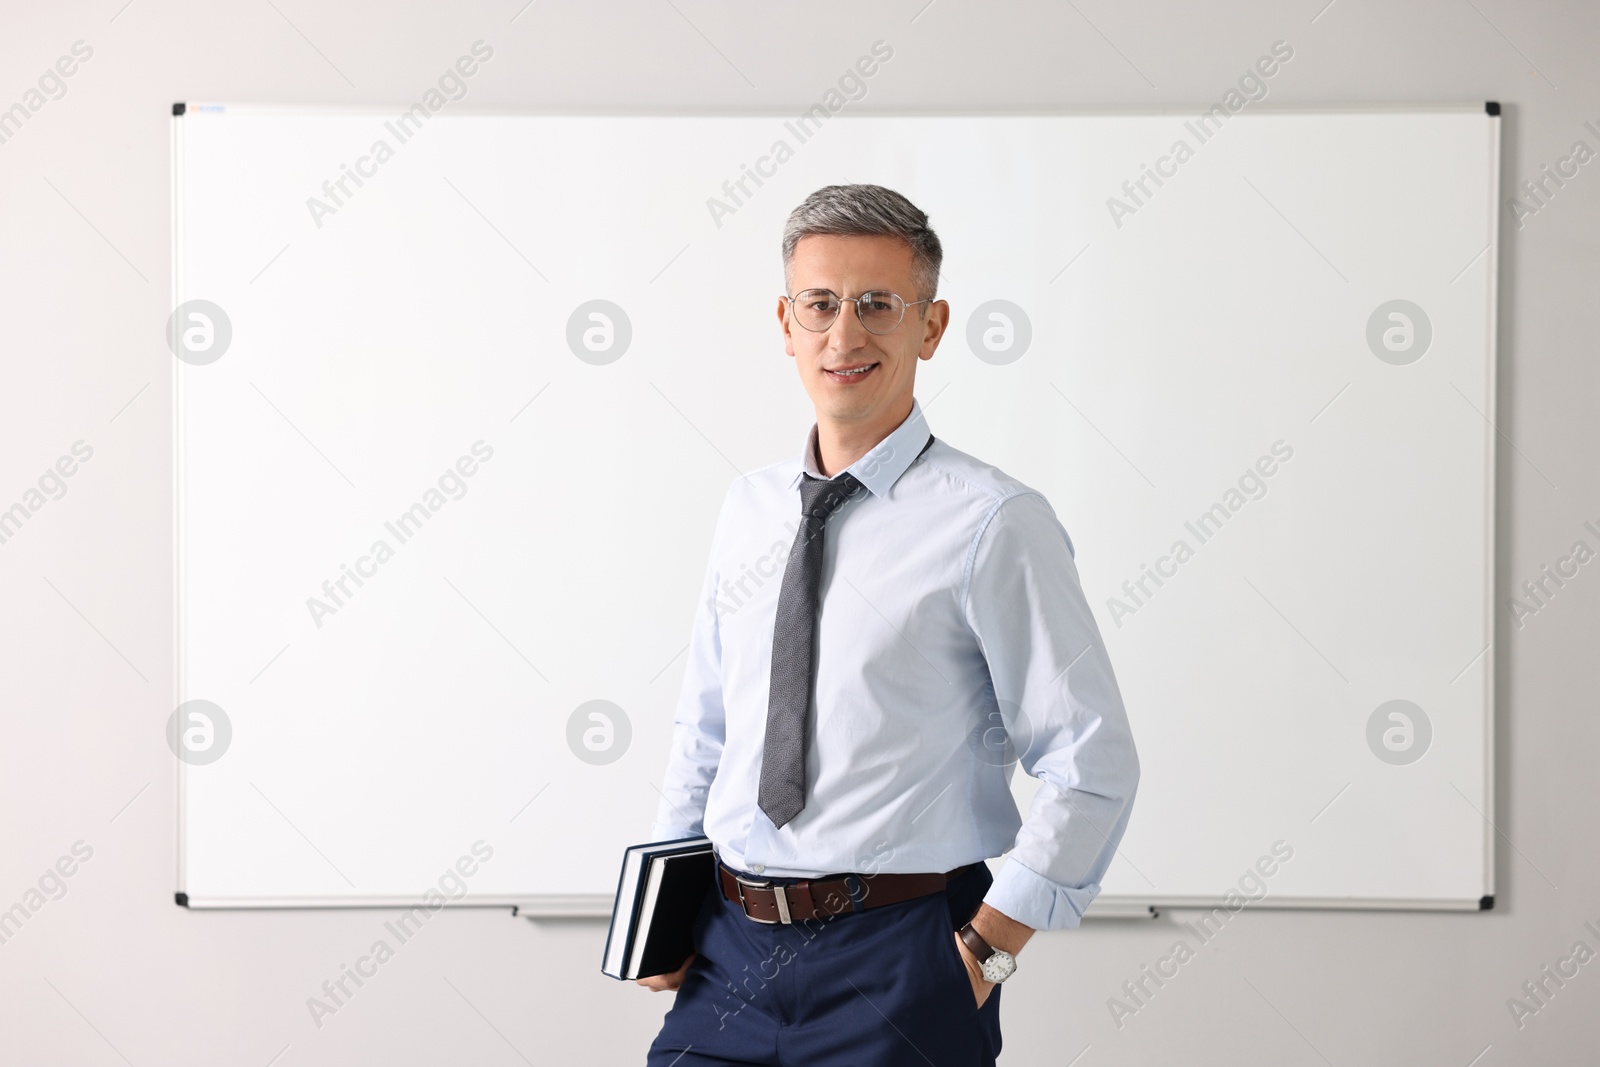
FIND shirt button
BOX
[751,863,765,874]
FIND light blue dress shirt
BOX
[651,396,1140,931]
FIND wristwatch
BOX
[957,921,1018,984]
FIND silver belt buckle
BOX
[734,874,793,924]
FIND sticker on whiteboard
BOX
[1366,300,1432,366]
[966,299,1032,366]
[167,699,233,765]
[1366,699,1432,765]
[566,300,632,365]
[567,699,632,764]
[167,300,233,365]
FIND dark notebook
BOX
[601,836,715,981]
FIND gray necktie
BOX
[759,470,865,829]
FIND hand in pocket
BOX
[952,932,994,1010]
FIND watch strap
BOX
[958,921,995,963]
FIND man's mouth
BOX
[824,362,879,383]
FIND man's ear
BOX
[918,300,950,359]
[777,296,796,357]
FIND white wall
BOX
[1,1,1595,1063]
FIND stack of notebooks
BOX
[601,836,716,981]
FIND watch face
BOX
[981,951,1016,983]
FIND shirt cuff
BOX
[982,854,1102,931]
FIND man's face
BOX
[778,234,948,427]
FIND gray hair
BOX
[781,184,943,307]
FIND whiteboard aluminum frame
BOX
[170,102,1501,914]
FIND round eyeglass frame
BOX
[782,288,933,335]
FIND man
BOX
[639,184,1140,1066]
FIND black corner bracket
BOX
[173,102,186,116]
[175,892,190,907]
[1485,101,1501,116]
[1479,894,1495,910]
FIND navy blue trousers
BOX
[646,857,1003,1066]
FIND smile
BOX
[825,362,878,383]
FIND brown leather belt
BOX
[718,860,977,925]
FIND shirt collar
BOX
[786,396,932,499]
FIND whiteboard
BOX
[171,105,1498,912]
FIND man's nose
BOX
[828,301,871,347]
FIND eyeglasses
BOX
[782,288,932,335]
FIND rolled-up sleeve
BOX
[961,491,1140,931]
[650,498,729,843]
